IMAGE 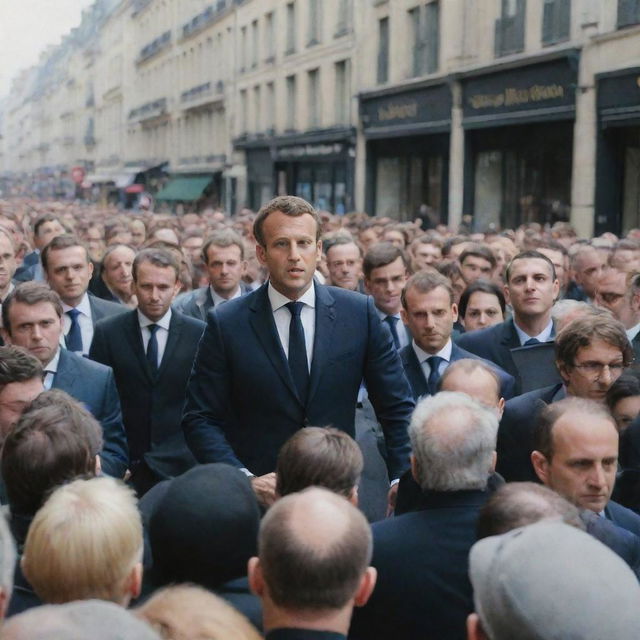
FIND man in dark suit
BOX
[1,282,128,478]
[173,229,250,321]
[324,235,365,293]
[399,271,514,401]
[89,244,137,306]
[182,196,414,507]
[456,250,560,394]
[90,248,205,495]
[41,235,126,355]
[532,397,640,537]
[249,487,376,640]
[350,392,497,640]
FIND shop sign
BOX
[597,67,640,112]
[275,143,346,160]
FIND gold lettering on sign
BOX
[378,101,418,121]
[468,84,565,109]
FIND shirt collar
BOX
[267,281,316,311]
[412,338,453,363]
[375,307,401,322]
[210,284,242,307]
[627,322,640,342]
[137,308,172,330]
[61,292,91,316]
[513,318,554,345]
[45,347,61,374]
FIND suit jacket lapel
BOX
[402,346,428,398]
[51,349,77,393]
[308,285,336,405]
[501,318,521,348]
[124,311,155,384]
[157,312,181,379]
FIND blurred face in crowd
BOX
[0,232,17,297]
[366,256,408,316]
[3,301,62,367]
[532,410,618,513]
[459,254,494,285]
[183,236,204,266]
[382,229,406,249]
[45,246,93,307]
[86,227,105,262]
[0,377,43,443]
[505,257,559,320]
[326,243,362,291]
[537,248,566,290]
[133,261,181,322]
[573,248,606,300]
[595,269,638,329]
[205,243,246,298]
[129,220,147,249]
[102,246,136,300]
[412,243,441,270]
[34,219,65,250]
[256,211,321,300]
[558,340,625,402]
[359,229,379,252]
[151,228,180,246]
[461,291,504,332]
[401,285,456,355]
[611,395,640,432]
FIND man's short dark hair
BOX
[201,229,245,264]
[458,280,506,319]
[363,242,408,279]
[33,214,62,238]
[505,250,557,283]
[401,270,454,308]
[276,427,363,498]
[459,244,496,269]
[41,235,91,273]
[606,370,640,416]
[2,282,63,333]
[0,346,43,393]
[132,248,180,282]
[253,196,321,247]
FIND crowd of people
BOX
[0,195,640,638]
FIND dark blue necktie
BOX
[286,301,309,404]
[524,337,541,346]
[146,324,159,374]
[385,315,401,350]
[65,308,83,353]
[427,356,444,395]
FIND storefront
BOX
[360,81,451,222]
[460,52,578,231]
[595,67,640,235]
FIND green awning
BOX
[155,175,211,201]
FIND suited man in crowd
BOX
[350,392,497,640]
[91,248,205,495]
[182,196,414,508]
[324,235,364,292]
[498,313,632,482]
[2,282,128,478]
[399,271,514,401]
[248,487,376,640]
[42,235,126,355]
[90,244,137,306]
[14,214,66,283]
[173,229,250,321]
[0,227,18,345]
[457,250,560,394]
[568,244,606,303]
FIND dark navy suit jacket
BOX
[182,283,414,480]
[173,283,251,322]
[52,348,129,478]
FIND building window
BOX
[335,0,352,36]
[308,0,321,46]
[240,25,247,72]
[618,0,640,28]
[265,12,276,62]
[286,2,296,55]
[266,81,275,132]
[542,0,570,45]
[408,2,439,78]
[308,68,321,128]
[286,75,296,130]
[495,0,526,57]
[334,60,350,125]
[253,85,261,132]
[240,89,247,134]
[251,20,259,68]
[377,17,390,84]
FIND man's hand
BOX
[251,472,277,507]
[386,483,399,517]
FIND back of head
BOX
[2,600,161,640]
[22,477,142,605]
[149,463,260,588]
[135,585,261,640]
[276,427,363,499]
[0,346,43,389]
[469,521,640,640]
[258,487,372,611]
[408,392,498,492]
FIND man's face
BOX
[460,255,493,285]
[505,258,559,319]
[533,410,618,513]
[3,301,62,366]
[401,285,456,354]
[205,244,246,297]
[574,249,606,299]
[595,269,637,328]
[461,291,504,332]
[0,378,44,441]
[86,227,105,262]
[382,230,405,249]
[359,229,379,251]
[133,262,181,322]
[130,222,147,248]
[102,247,135,298]
[326,243,362,291]
[183,236,204,265]
[366,256,408,316]
[0,233,16,295]
[412,243,441,270]
[537,248,566,289]
[256,211,321,300]
[45,246,94,307]
[559,339,625,402]
[34,219,65,250]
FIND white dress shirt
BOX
[514,318,554,346]
[210,285,242,307]
[43,348,61,390]
[627,322,640,342]
[61,292,93,355]
[138,308,172,367]
[412,339,453,383]
[375,307,409,350]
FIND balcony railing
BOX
[128,97,168,122]
[137,31,171,64]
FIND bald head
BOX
[439,359,502,412]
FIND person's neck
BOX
[513,311,551,337]
[0,283,10,302]
[263,604,350,636]
[212,284,240,300]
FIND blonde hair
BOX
[22,476,142,604]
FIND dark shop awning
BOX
[155,175,212,201]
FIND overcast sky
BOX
[0,0,94,98]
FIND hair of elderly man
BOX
[135,585,262,640]
[408,391,498,492]
[258,487,372,611]
[476,482,585,539]
[253,196,322,247]
[275,426,363,499]
[0,346,43,393]
[22,476,143,605]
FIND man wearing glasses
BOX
[496,313,633,482]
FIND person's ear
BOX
[0,328,9,344]
[466,613,489,640]
[348,485,359,507]
[531,450,550,485]
[124,561,143,603]
[247,557,264,597]
[353,567,377,608]
[400,307,408,326]
[490,450,497,473]
[410,454,420,484]
[255,243,267,266]
[451,302,459,323]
